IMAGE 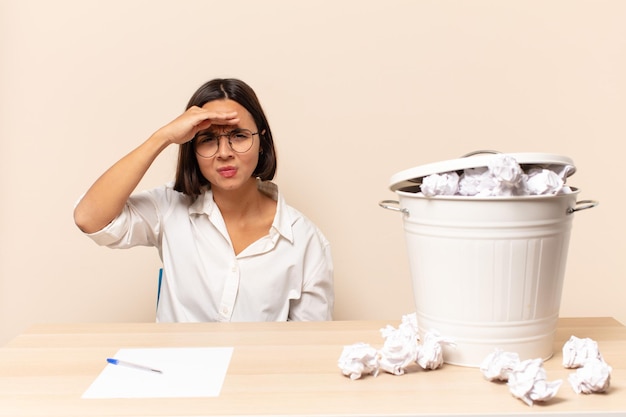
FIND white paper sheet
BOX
[82,347,233,399]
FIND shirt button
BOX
[222,307,229,315]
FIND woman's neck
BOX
[211,178,262,217]
[211,178,277,255]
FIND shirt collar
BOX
[189,180,295,243]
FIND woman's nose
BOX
[215,135,233,157]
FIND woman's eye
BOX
[199,136,216,144]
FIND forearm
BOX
[289,248,335,321]
[74,106,239,234]
[73,132,171,234]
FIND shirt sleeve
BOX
[288,228,335,321]
[84,188,165,248]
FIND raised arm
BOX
[73,106,239,234]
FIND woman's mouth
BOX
[217,166,238,178]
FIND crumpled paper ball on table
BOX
[507,358,563,406]
[563,335,612,394]
[562,335,602,368]
[480,334,612,405]
[378,314,420,375]
[479,349,520,382]
[338,313,454,379]
[337,342,379,380]
[416,331,455,370]
[480,350,561,406]
[568,357,612,394]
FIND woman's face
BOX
[196,99,261,192]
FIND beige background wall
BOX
[1,0,624,345]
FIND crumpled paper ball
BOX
[379,313,420,375]
[399,312,419,335]
[421,171,459,196]
[488,154,527,196]
[337,342,379,380]
[526,168,566,195]
[458,167,496,196]
[378,326,419,375]
[480,349,520,381]
[568,357,612,394]
[562,335,612,394]
[416,331,455,370]
[338,313,455,379]
[562,335,603,369]
[507,358,562,406]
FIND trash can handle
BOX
[378,200,409,216]
[567,200,599,214]
[460,150,500,157]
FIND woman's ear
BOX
[259,130,266,153]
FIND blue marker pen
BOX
[106,358,163,374]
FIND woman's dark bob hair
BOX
[174,78,277,199]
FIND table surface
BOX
[0,317,624,417]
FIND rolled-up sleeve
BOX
[85,189,163,249]
[288,228,334,321]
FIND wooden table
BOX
[0,318,624,416]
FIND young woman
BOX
[74,78,334,322]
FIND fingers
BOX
[187,108,239,136]
[158,108,238,145]
[195,112,239,132]
[209,110,240,125]
[189,106,239,125]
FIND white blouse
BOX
[85,181,334,322]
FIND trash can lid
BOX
[389,151,576,192]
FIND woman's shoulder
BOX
[278,194,329,245]
[134,181,195,209]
